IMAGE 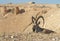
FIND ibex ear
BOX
[32,16,36,23]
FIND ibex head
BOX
[32,16,44,27]
[32,15,45,33]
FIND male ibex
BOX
[23,12,55,34]
[32,15,55,34]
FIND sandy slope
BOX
[0,4,60,34]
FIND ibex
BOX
[23,12,55,34]
[3,6,14,16]
[15,7,25,15]
[32,15,55,34]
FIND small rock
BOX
[52,37,59,41]
[11,35,14,38]
[52,38,56,41]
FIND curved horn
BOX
[36,16,45,27]
[36,12,40,18]
[23,22,32,32]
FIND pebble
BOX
[51,37,60,41]
[52,38,56,41]
[10,35,14,38]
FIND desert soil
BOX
[0,4,60,41]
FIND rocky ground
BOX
[0,32,60,41]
